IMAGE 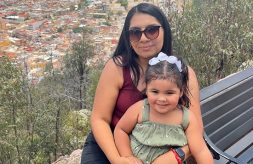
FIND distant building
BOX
[0,18,7,30]
[109,2,126,14]
[27,20,46,31]
[4,15,26,24]
[0,51,17,61]
[87,13,107,19]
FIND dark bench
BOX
[200,67,253,164]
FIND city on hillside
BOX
[0,0,183,84]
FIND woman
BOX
[81,3,203,164]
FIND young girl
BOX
[114,52,214,164]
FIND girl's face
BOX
[129,13,164,61]
[146,78,182,114]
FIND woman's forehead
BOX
[129,13,160,28]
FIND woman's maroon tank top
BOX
[111,67,146,128]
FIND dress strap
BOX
[122,67,131,82]
[141,98,150,122]
[181,106,189,130]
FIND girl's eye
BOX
[166,92,174,95]
[151,90,158,94]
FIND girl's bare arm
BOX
[114,101,142,161]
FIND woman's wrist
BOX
[181,145,191,159]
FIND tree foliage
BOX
[162,0,253,87]
[0,27,94,163]
[0,57,26,163]
[63,27,94,110]
[117,0,128,9]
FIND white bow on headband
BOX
[148,52,182,72]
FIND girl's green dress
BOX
[130,98,189,164]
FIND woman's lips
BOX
[139,45,152,51]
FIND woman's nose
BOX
[139,32,149,41]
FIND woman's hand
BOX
[126,156,143,164]
[111,156,142,164]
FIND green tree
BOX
[63,28,94,110]
[117,0,128,9]
[79,0,89,9]
[0,57,26,163]
[163,0,253,87]
[86,61,104,110]
[31,74,71,162]
[57,27,63,33]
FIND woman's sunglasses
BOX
[128,25,161,43]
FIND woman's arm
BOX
[91,59,125,163]
[188,66,203,131]
[186,111,214,164]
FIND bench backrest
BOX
[200,67,253,163]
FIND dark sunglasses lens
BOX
[129,30,142,42]
[144,26,160,40]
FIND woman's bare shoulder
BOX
[102,58,124,88]
[187,66,197,79]
[104,58,121,70]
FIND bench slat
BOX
[237,144,253,164]
[216,117,253,150]
[201,73,253,112]
[202,79,253,122]
[225,130,253,157]
[208,104,253,139]
[205,96,253,135]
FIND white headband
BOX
[148,52,182,72]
